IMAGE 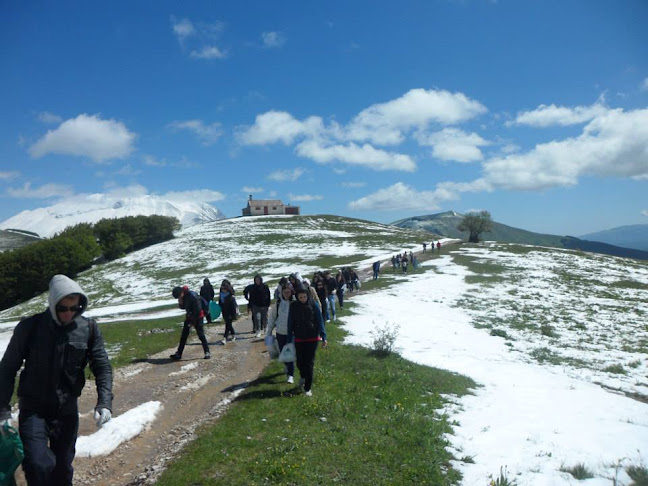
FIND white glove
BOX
[94,408,112,428]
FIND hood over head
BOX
[254,274,263,285]
[48,274,88,324]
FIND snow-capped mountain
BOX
[0,193,226,238]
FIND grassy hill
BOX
[392,211,648,260]
[0,214,434,322]
[1,214,646,484]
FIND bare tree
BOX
[457,211,493,243]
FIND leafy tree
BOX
[457,211,493,243]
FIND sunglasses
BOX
[55,304,82,313]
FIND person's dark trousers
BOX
[373,270,379,280]
[19,409,78,486]
[176,319,210,355]
[336,289,344,308]
[276,333,294,376]
[224,317,235,339]
[251,305,269,332]
[295,341,318,392]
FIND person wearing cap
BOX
[0,274,113,485]
[169,285,211,360]
[287,287,327,396]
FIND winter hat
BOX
[295,287,309,297]
[172,286,183,298]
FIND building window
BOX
[255,207,260,210]
[272,207,276,210]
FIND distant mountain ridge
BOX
[0,194,226,238]
[392,211,648,260]
[580,224,648,252]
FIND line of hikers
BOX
[168,267,366,395]
[391,251,420,272]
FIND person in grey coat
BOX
[0,274,113,485]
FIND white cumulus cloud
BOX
[168,120,222,145]
[287,193,323,202]
[37,111,63,124]
[237,111,323,145]
[347,88,487,145]
[190,46,227,59]
[7,182,73,199]
[171,17,196,41]
[348,182,449,211]
[484,108,648,190]
[267,168,305,182]
[296,140,416,172]
[510,101,609,127]
[417,128,490,162]
[262,31,286,48]
[29,114,136,162]
[242,186,263,193]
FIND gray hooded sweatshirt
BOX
[48,274,89,324]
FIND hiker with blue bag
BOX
[0,274,113,486]
[218,279,238,344]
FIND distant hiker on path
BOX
[372,260,381,280]
[170,285,211,360]
[287,287,327,396]
[437,241,442,251]
[218,279,238,344]
[423,242,427,252]
[0,274,113,486]
[200,278,215,322]
[244,275,271,337]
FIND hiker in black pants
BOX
[170,285,211,360]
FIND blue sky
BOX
[1,0,647,236]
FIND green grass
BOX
[156,320,476,485]
[97,314,185,369]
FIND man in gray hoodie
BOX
[0,274,113,485]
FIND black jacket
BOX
[0,311,113,419]
[244,277,271,307]
[200,281,215,302]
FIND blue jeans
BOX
[327,294,336,320]
[19,409,79,486]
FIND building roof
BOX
[247,199,287,206]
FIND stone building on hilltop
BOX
[241,196,300,216]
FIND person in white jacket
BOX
[266,285,295,383]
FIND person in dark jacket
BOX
[200,278,215,323]
[287,288,327,396]
[244,275,271,337]
[0,274,113,486]
[314,279,329,321]
[218,279,238,344]
[335,272,346,309]
[170,285,211,360]
[372,260,381,280]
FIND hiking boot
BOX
[204,352,211,359]
[231,335,236,342]
[221,339,227,345]
[287,375,294,384]
[170,353,181,361]
[305,390,313,397]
